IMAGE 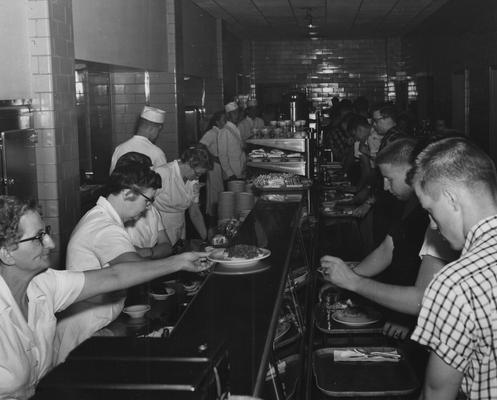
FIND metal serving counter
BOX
[37,198,303,399]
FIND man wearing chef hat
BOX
[218,101,246,181]
[109,105,168,173]
[238,98,264,144]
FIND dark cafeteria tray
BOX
[313,347,419,397]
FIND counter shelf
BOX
[38,199,309,400]
[247,161,307,176]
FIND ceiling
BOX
[191,0,451,40]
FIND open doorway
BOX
[75,63,113,184]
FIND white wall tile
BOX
[33,74,53,92]
[30,37,51,56]
[29,1,49,19]
[36,19,50,37]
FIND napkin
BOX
[333,349,400,362]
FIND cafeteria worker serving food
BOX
[154,144,213,245]
[0,196,208,399]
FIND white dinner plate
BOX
[208,247,271,267]
[331,309,380,327]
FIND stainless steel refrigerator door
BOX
[1,128,38,200]
[184,106,202,148]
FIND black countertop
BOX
[37,198,303,399]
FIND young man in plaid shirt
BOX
[411,137,497,400]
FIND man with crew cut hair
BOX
[411,137,497,400]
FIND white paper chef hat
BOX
[225,102,238,113]
[247,99,258,107]
[141,106,166,124]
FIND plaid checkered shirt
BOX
[411,214,497,399]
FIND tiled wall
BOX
[110,0,181,161]
[25,0,225,267]
[29,0,79,266]
[111,0,224,159]
[252,38,405,109]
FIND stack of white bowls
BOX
[227,180,246,193]
[217,191,236,222]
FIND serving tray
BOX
[313,347,419,397]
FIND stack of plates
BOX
[218,191,235,221]
[227,180,246,193]
[235,192,255,216]
[183,281,201,296]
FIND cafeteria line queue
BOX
[1,99,496,400]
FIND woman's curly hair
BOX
[0,196,37,248]
[180,143,214,170]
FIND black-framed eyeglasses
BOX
[18,226,51,245]
[137,190,155,205]
[189,164,206,179]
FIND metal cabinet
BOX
[0,128,38,200]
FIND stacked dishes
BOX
[227,180,246,193]
[235,192,255,221]
[218,191,236,222]
[183,280,201,296]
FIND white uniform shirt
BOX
[0,269,84,400]
[419,227,460,262]
[200,127,225,215]
[154,161,199,244]
[109,135,167,173]
[238,116,264,143]
[125,206,165,248]
[218,121,246,179]
[200,126,220,157]
[54,197,136,364]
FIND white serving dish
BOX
[149,287,175,300]
[123,304,151,318]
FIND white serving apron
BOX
[154,161,198,245]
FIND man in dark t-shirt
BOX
[320,138,428,337]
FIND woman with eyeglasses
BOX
[154,144,213,245]
[0,196,208,399]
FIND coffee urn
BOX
[282,91,308,122]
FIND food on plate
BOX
[333,307,376,324]
[212,234,228,246]
[268,149,284,158]
[226,244,263,259]
[249,148,266,157]
[216,219,241,240]
[253,173,303,188]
